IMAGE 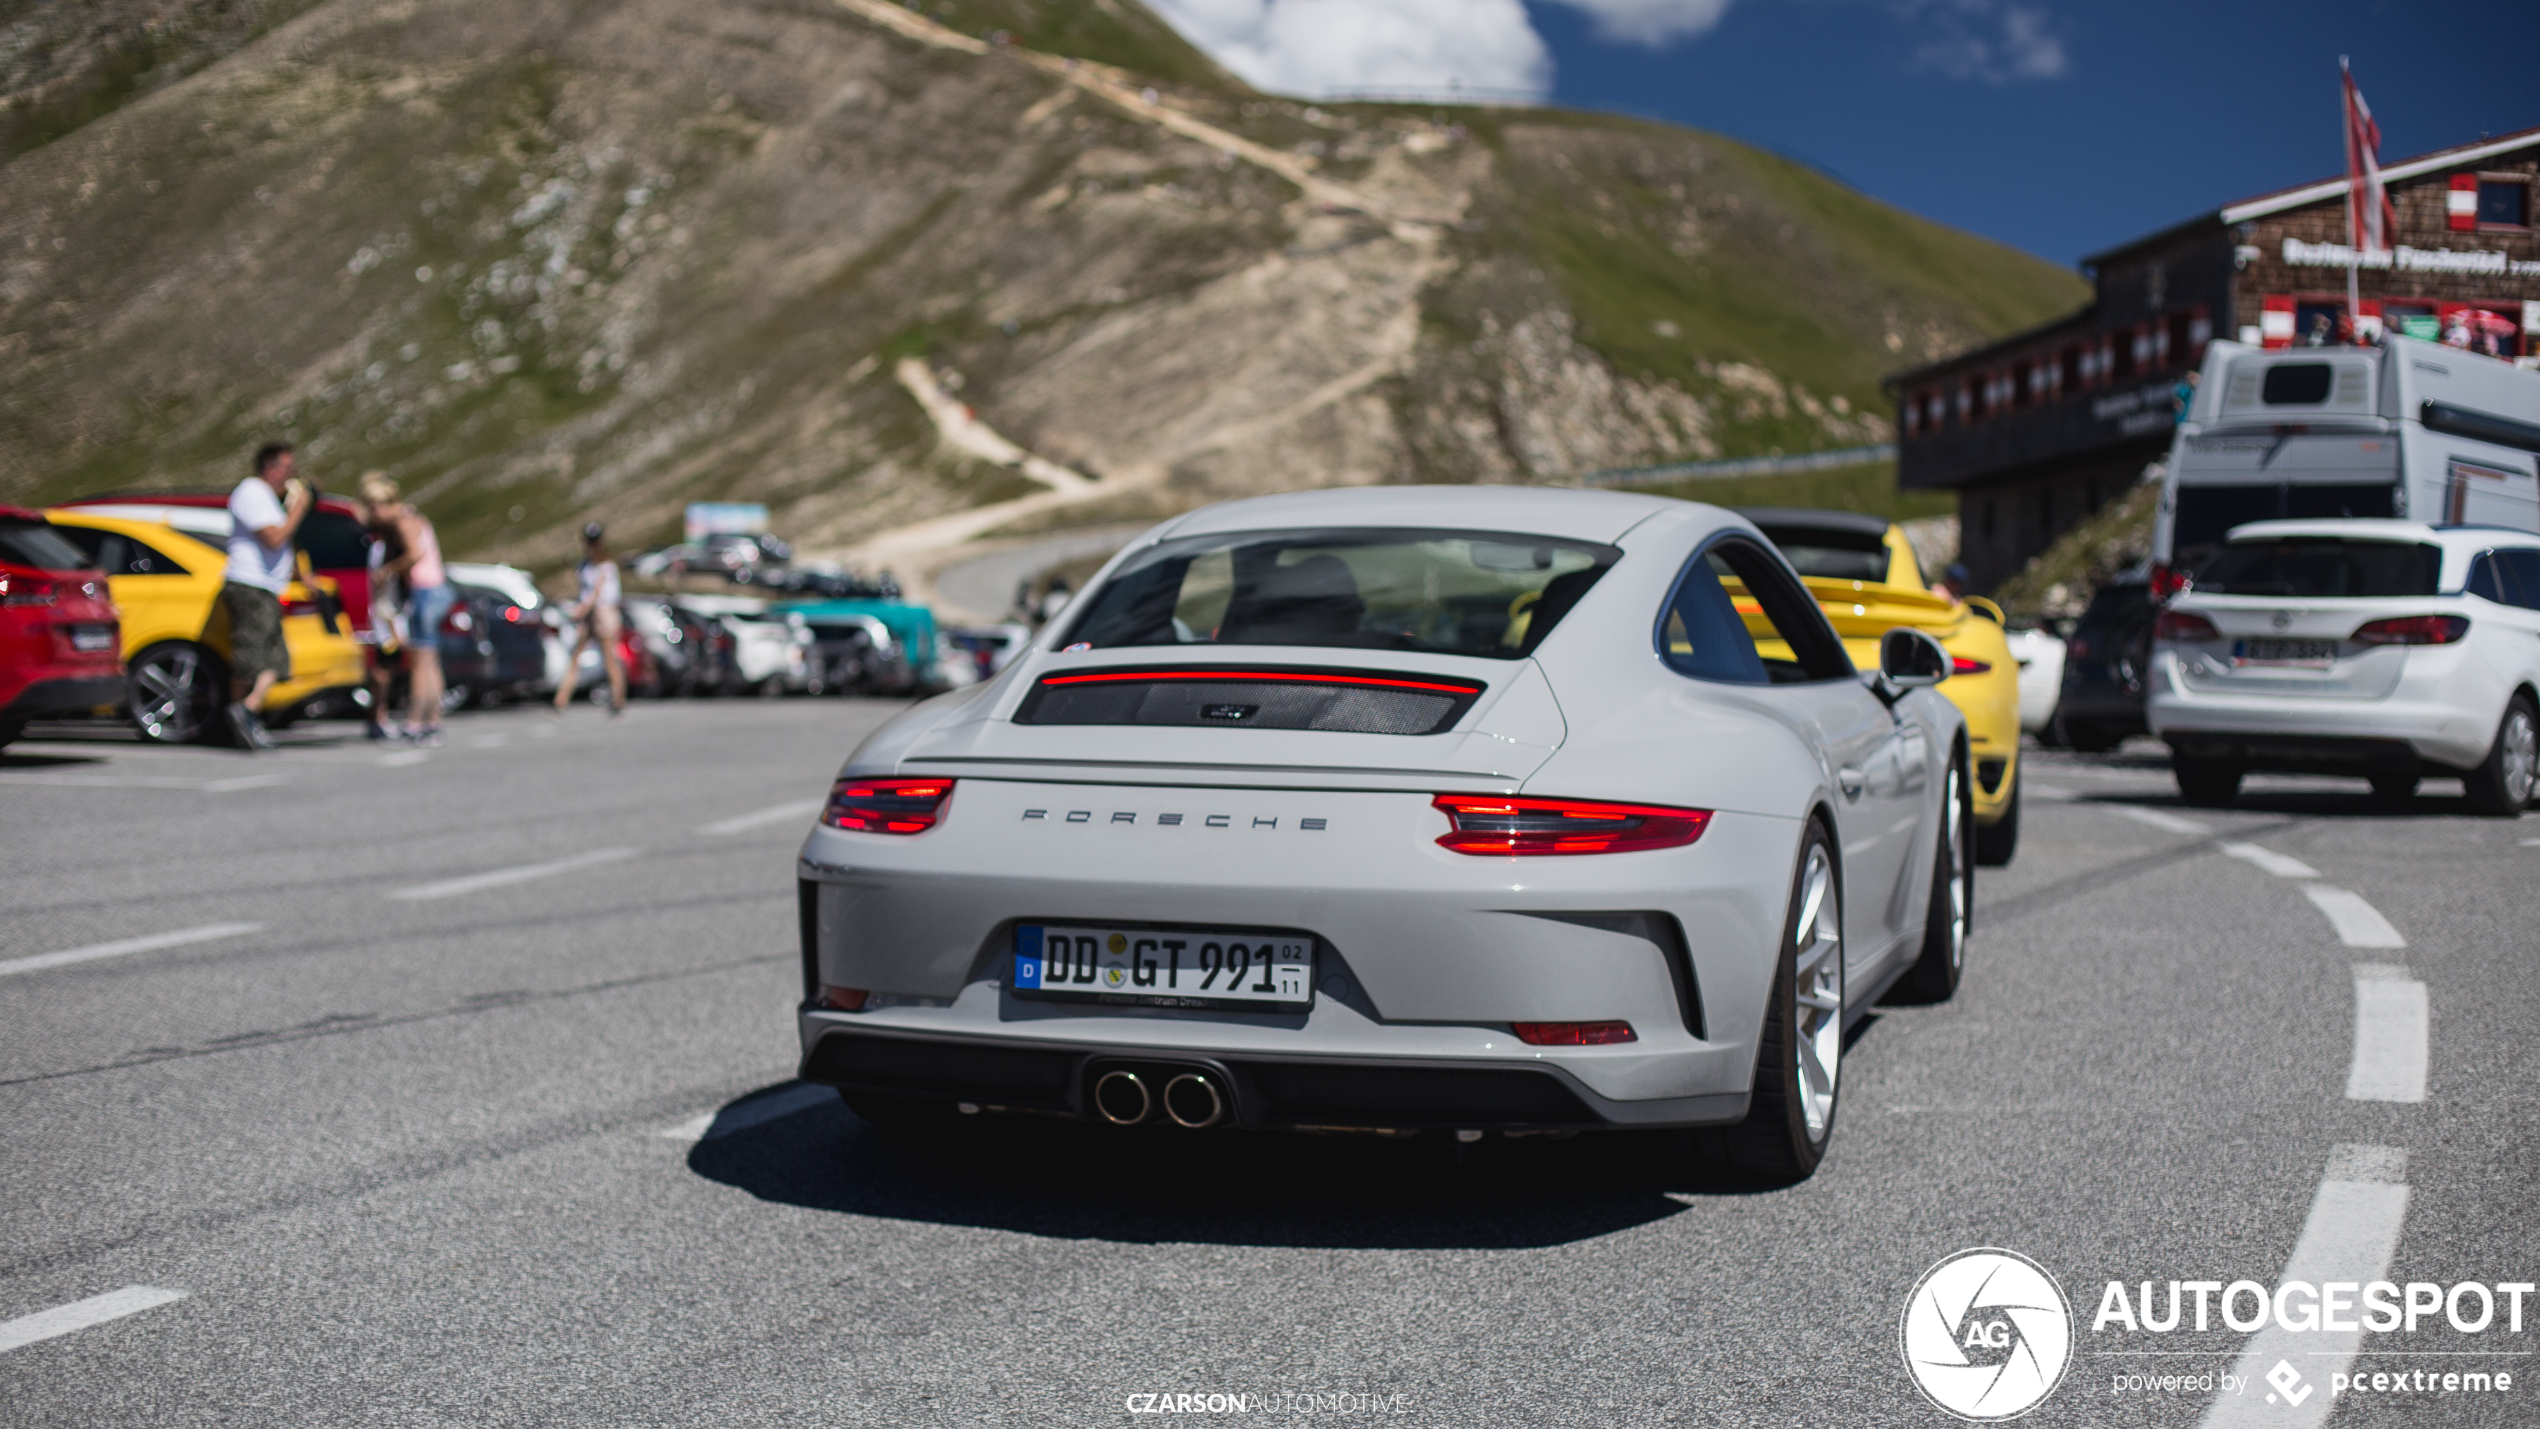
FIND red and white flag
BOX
[2342,59,2395,253]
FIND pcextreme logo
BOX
[1900,1248,2074,1421]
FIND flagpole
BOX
[2342,57,2360,338]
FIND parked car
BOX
[800,611,892,696]
[45,508,365,742]
[796,488,1974,1183]
[673,594,811,696]
[782,595,935,693]
[2003,626,2068,738]
[1737,508,2024,865]
[2057,577,2155,752]
[0,508,122,749]
[2148,520,2540,812]
[59,492,376,636]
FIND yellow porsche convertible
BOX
[1736,508,2024,866]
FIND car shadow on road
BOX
[0,750,105,768]
[687,1086,1784,1251]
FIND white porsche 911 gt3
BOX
[795,487,1972,1179]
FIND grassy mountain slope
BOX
[0,0,2084,574]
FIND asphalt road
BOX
[2,705,2533,1427]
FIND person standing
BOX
[223,443,311,751]
[359,473,450,746]
[552,522,626,714]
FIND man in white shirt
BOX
[223,443,311,749]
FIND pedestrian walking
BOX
[357,474,410,742]
[553,522,627,714]
[358,473,450,746]
[221,443,312,751]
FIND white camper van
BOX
[2153,335,2540,595]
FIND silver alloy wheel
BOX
[130,645,210,743]
[1944,766,1967,971]
[1792,844,1844,1142]
[2504,705,2538,808]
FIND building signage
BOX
[2091,381,2182,437]
[2281,237,2540,279]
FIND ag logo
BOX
[1900,1248,2072,1421]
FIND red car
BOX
[0,506,122,748]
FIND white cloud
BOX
[1144,0,1554,99]
[1551,0,1737,48]
[1906,0,2067,83]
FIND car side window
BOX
[121,535,186,576]
[1661,538,1856,685]
[2499,549,2540,611]
[1659,553,1769,684]
[2467,552,2505,603]
[50,526,107,566]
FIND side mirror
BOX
[1878,628,1950,689]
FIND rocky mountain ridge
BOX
[0,0,2086,576]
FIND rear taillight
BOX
[1950,656,1992,676]
[2351,614,2469,646]
[823,777,955,834]
[2154,611,2221,642]
[2149,562,2190,602]
[503,605,523,623]
[1432,794,1710,856]
[1512,1021,1637,1046]
[0,573,57,606]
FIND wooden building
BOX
[1887,127,2540,591]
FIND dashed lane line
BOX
[2219,842,2323,879]
[390,847,640,901]
[2347,965,2430,1103]
[0,773,287,793]
[659,1082,833,1142]
[0,922,264,979]
[2112,805,2213,836]
[2301,885,2408,949]
[0,1287,189,1355]
[697,800,823,837]
[2202,1146,2410,1428]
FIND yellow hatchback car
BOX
[45,508,365,744]
[1738,508,2025,866]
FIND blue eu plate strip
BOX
[1012,925,1044,990]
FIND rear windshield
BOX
[0,520,96,571]
[2196,538,2441,598]
[1062,528,1620,659]
[2174,484,2397,555]
[1751,525,1888,583]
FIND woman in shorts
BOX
[553,522,627,714]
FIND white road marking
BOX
[379,750,431,768]
[2113,805,2211,835]
[390,847,640,901]
[2347,964,2429,1103]
[2202,1147,2408,1428]
[2028,783,2078,801]
[0,1287,189,1354]
[0,922,264,979]
[697,799,823,837]
[2218,842,2321,879]
[202,774,287,792]
[2300,885,2407,948]
[0,773,286,792]
[2521,837,2540,847]
[659,1082,833,1142]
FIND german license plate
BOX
[1013,924,1313,1010]
[68,624,115,652]
[2234,638,2338,667]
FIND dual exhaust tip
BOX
[1094,1069,1226,1128]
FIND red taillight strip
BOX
[1432,794,1712,856]
[1950,656,1992,676]
[1039,668,1482,696]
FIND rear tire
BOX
[1898,758,1970,1004]
[1973,761,2020,867]
[2066,722,2124,754]
[1716,821,1844,1184]
[2174,756,2243,807]
[2462,693,2538,818]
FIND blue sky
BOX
[1147,0,2540,269]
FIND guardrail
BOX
[1581,443,1898,489]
